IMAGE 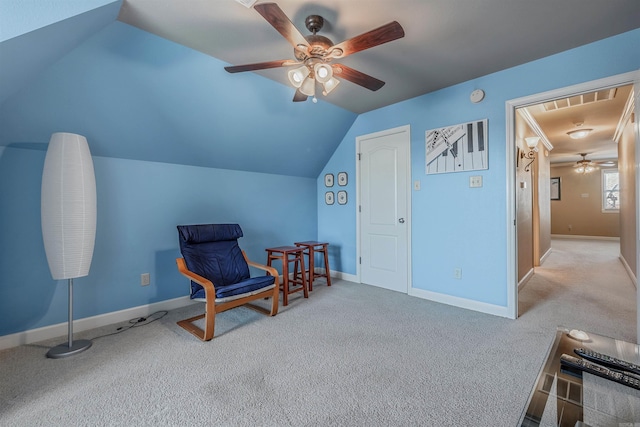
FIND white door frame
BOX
[505,70,640,320]
[356,124,412,290]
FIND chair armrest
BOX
[242,250,279,278]
[176,258,216,295]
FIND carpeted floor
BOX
[0,238,636,426]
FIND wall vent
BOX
[543,88,617,111]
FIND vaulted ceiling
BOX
[118,0,640,113]
[1,1,639,177]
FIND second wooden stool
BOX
[265,246,308,306]
[294,241,332,291]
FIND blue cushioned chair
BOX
[176,224,279,341]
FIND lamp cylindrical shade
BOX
[41,133,97,280]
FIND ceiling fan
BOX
[224,2,405,102]
[574,153,616,174]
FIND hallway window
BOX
[602,169,619,211]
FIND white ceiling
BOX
[118,0,640,113]
[523,84,633,164]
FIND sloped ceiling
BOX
[0,1,357,178]
[1,1,639,177]
[0,1,122,104]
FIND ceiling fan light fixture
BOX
[287,66,309,88]
[567,129,593,139]
[299,76,316,97]
[575,164,595,174]
[574,153,597,174]
[322,77,340,95]
[314,63,333,83]
[225,4,405,104]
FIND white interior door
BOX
[358,125,410,293]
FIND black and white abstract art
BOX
[425,119,488,175]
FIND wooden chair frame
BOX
[175,250,279,341]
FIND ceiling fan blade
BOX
[254,3,309,52]
[332,64,385,91]
[329,21,405,59]
[224,59,299,73]
[293,89,308,102]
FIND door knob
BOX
[398,218,405,223]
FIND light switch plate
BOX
[141,273,150,286]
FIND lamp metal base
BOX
[46,339,92,359]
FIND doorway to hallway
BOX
[506,72,639,322]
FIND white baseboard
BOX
[0,296,197,351]
[408,287,511,318]
[334,272,509,317]
[551,234,620,241]
[540,247,552,265]
[619,254,638,289]
[327,270,357,283]
[518,268,535,290]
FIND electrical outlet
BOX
[454,268,462,279]
[141,273,150,286]
[414,180,421,191]
[469,176,482,188]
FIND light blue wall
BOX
[0,6,349,338]
[1,7,637,338]
[319,29,640,307]
[0,146,316,336]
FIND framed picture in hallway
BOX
[550,177,561,200]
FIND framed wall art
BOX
[337,172,348,186]
[550,177,561,200]
[324,173,334,187]
[337,190,347,205]
[325,191,335,205]
[426,119,488,175]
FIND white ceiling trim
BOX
[518,107,553,151]
[613,87,636,144]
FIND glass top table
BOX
[519,327,640,426]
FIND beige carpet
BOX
[0,238,636,426]
[518,238,636,342]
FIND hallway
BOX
[518,238,637,343]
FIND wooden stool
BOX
[294,241,332,291]
[266,246,308,306]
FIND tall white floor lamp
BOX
[41,132,97,359]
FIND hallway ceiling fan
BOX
[224,2,405,102]
[574,153,615,174]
